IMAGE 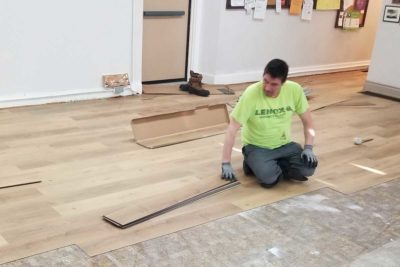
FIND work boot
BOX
[179,83,189,91]
[288,176,308,182]
[179,84,209,97]
[189,70,203,88]
[190,70,202,81]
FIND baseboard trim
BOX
[0,61,369,108]
[0,84,141,109]
[202,61,370,84]
[363,80,400,100]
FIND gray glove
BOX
[301,145,318,168]
[221,162,236,181]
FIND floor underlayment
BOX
[2,178,399,267]
[1,71,399,264]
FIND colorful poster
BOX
[335,0,369,28]
[343,11,360,30]
[316,0,340,10]
[289,0,303,15]
[355,0,368,10]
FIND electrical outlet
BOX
[114,86,125,94]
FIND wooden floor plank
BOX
[104,179,238,228]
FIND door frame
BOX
[132,0,199,93]
[132,0,144,93]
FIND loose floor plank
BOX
[0,181,41,190]
[131,104,229,148]
[104,180,240,228]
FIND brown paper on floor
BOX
[142,84,234,95]
[131,104,229,148]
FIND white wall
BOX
[366,1,400,89]
[193,0,382,84]
[0,0,140,108]
[0,0,384,108]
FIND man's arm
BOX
[222,117,241,162]
[299,110,315,146]
[221,117,241,180]
[299,110,318,168]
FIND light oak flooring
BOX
[0,71,399,264]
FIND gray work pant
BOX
[242,142,316,186]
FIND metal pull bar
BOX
[143,11,185,17]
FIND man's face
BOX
[263,74,283,98]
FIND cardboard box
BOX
[131,104,230,148]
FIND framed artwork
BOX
[226,0,291,10]
[383,5,400,23]
[335,0,370,29]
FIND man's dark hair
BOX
[263,59,289,83]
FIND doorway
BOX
[142,0,191,84]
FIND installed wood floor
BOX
[0,71,399,264]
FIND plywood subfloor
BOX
[1,71,399,264]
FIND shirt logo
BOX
[255,106,293,118]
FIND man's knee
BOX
[254,169,282,186]
[261,178,279,188]
[299,167,316,177]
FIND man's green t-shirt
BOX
[231,80,309,149]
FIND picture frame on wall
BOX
[383,5,400,23]
[335,0,370,29]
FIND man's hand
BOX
[301,145,318,168]
[221,162,236,181]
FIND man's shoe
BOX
[188,85,209,97]
[190,70,203,80]
[189,78,202,88]
[189,70,203,88]
[243,161,253,176]
[288,176,308,182]
[179,84,209,97]
[179,83,189,91]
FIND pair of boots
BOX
[179,70,210,97]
